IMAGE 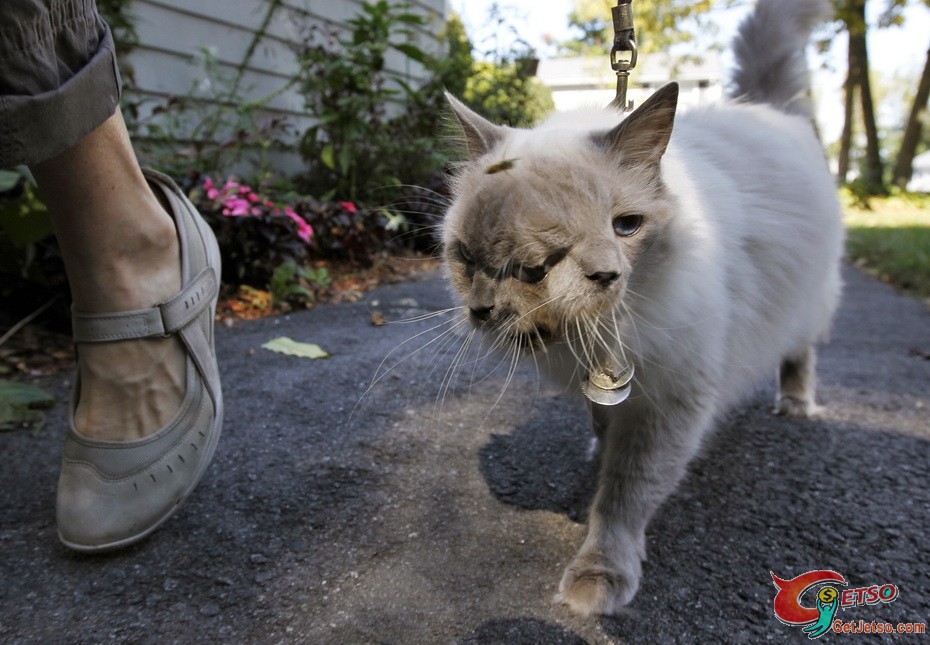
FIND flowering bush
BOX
[203,177,315,243]
[192,176,403,290]
[195,176,315,287]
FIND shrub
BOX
[193,176,315,287]
[295,1,441,202]
[462,61,554,127]
[191,175,408,290]
[0,169,68,323]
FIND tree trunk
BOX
[838,43,857,183]
[892,43,930,189]
[849,0,885,193]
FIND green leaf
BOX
[0,380,54,408]
[261,337,330,359]
[0,170,22,193]
[0,380,55,431]
[0,185,52,246]
[393,43,428,64]
[320,144,336,170]
[394,13,427,26]
[339,145,352,177]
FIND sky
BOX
[450,0,930,144]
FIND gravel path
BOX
[1,264,928,644]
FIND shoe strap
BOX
[72,268,217,343]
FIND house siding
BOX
[123,0,448,174]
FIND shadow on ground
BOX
[476,387,930,643]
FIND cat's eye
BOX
[512,263,547,284]
[510,250,566,284]
[613,214,644,237]
[458,241,476,265]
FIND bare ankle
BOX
[69,197,181,313]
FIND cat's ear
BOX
[445,91,506,158]
[594,82,679,168]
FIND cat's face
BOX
[442,84,679,355]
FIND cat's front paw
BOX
[554,552,641,616]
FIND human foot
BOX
[57,169,224,551]
[33,111,187,441]
[71,192,186,441]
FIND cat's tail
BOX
[730,0,832,117]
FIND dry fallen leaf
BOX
[261,337,330,359]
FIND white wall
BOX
[123,0,448,174]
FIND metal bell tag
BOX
[582,362,634,406]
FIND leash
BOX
[608,0,638,112]
[582,0,639,407]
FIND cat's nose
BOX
[469,305,494,322]
[586,271,620,287]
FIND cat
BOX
[439,0,844,617]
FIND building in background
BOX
[536,52,723,112]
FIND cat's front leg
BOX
[557,397,713,616]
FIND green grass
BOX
[843,191,930,300]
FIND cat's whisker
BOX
[349,314,468,427]
[435,325,479,412]
[423,316,473,393]
[385,306,467,325]
[369,313,466,385]
[576,317,597,375]
[562,318,587,370]
[480,331,524,428]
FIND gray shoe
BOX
[57,168,223,553]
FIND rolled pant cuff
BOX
[0,21,121,168]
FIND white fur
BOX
[441,0,843,617]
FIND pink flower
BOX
[203,176,220,200]
[248,192,260,203]
[284,207,314,243]
[339,201,358,214]
[223,198,251,216]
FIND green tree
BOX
[447,8,554,127]
[462,62,554,127]
[835,0,885,193]
[889,0,930,188]
[561,0,739,56]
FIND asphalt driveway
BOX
[1,264,928,643]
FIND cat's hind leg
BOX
[775,345,821,418]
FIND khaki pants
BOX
[0,0,120,167]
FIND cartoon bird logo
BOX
[771,570,847,640]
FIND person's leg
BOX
[2,1,222,551]
[2,1,185,440]
[31,110,186,440]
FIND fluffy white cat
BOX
[441,0,843,615]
